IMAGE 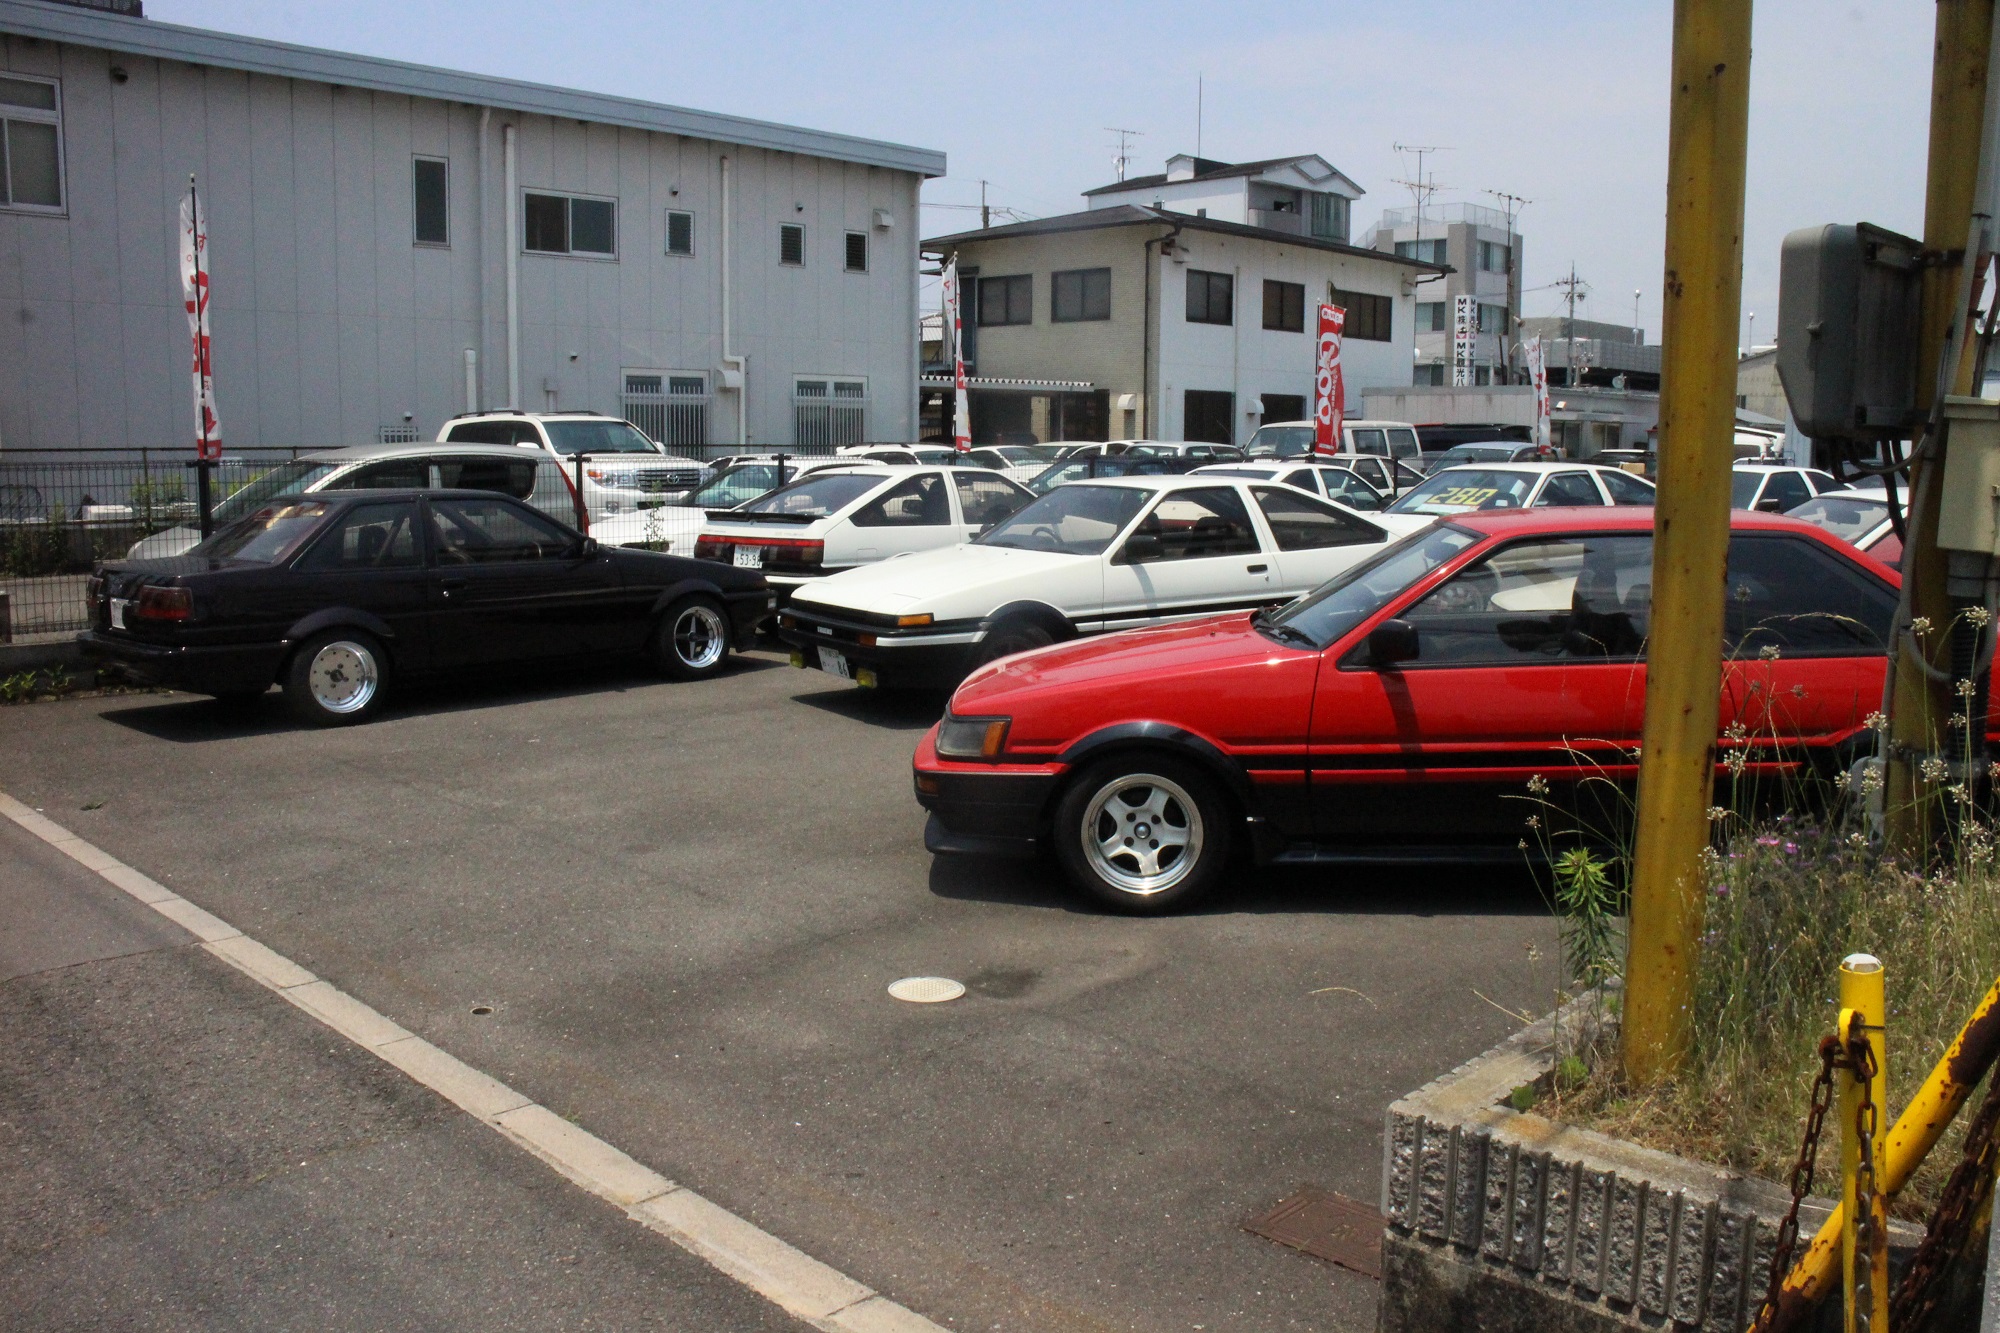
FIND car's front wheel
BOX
[974,618,1055,667]
[283,629,387,726]
[1052,755,1231,913]
[653,595,731,680]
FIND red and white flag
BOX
[179,176,221,460]
[1524,335,1551,451]
[943,257,970,452]
[1313,302,1346,453]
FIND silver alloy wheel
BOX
[1080,772,1204,895]
[672,603,728,670]
[307,639,379,715]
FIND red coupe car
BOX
[913,508,1924,912]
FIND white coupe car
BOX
[1386,462,1657,514]
[693,464,1036,604]
[588,457,858,554]
[776,474,1432,689]
[1191,462,1388,510]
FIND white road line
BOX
[0,789,949,1333]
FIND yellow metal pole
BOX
[1621,0,1754,1083]
[1836,957,1888,1333]
[1754,972,2000,1329]
[1884,0,1994,855]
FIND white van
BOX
[1244,418,1423,465]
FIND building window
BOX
[412,156,449,246]
[1307,192,1348,243]
[779,223,805,266]
[1413,364,1446,387]
[1395,238,1447,266]
[1330,287,1392,342]
[1479,240,1511,273]
[1186,269,1233,325]
[524,191,616,256]
[0,75,62,211]
[1262,279,1305,333]
[1183,390,1236,444]
[1479,303,1509,335]
[1261,393,1307,423]
[1051,267,1111,322]
[623,372,708,447]
[795,377,867,447]
[844,231,868,272]
[666,210,694,256]
[377,424,420,445]
[1416,301,1447,332]
[977,274,1033,326]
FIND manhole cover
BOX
[887,976,965,1004]
[1243,1184,1383,1278]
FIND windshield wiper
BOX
[1250,606,1317,648]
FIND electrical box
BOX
[1938,396,2000,554]
[1775,222,1923,442]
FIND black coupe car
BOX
[79,489,773,725]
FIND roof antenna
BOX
[1106,126,1144,182]
[1196,74,1203,159]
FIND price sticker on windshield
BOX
[1434,486,1499,508]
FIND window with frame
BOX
[844,231,868,272]
[0,75,62,211]
[1262,279,1305,333]
[794,377,867,448]
[1251,486,1383,551]
[1601,469,1656,505]
[1395,238,1448,265]
[1330,287,1392,341]
[1393,535,1656,666]
[622,372,707,448]
[412,156,449,246]
[1416,302,1447,332]
[1534,471,1608,507]
[779,223,805,266]
[1186,269,1233,325]
[851,473,949,527]
[666,209,694,256]
[524,191,616,256]
[952,472,1031,526]
[978,274,1032,326]
[1120,487,1261,562]
[1183,390,1235,444]
[1723,535,1895,656]
[1051,267,1111,322]
[1479,240,1511,273]
[299,501,422,571]
[1479,303,1509,334]
[430,496,575,564]
[1308,191,1348,242]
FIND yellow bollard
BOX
[1837,954,1888,1333]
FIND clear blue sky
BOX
[151,0,1932,348]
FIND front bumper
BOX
[912,725,1062,856]
[777,608,984,689]
[78,630,283,695]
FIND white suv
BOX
[437,412,711,518]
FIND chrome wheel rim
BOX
[1080,773,1202,895]
[308,640,378,714]
[672,604,728,670]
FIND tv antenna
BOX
[1107,127,1144,182]
[1391,143,1450,245]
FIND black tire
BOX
[652,595,732,681]
[974,618,1056,667]
[1051,754,1233,914]
[282,629,387,726]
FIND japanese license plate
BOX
[817,647,852,679]
[734,545,764,568]
[109,598,130,630]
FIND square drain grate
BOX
[1241,1184,1383,1279]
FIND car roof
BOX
[1426,461,1622,475]
[1060,473,1272,493]
[298,442,554,463]
[1450,507,1827,538]
[448,411,624,422]
[1732,461,1810,471]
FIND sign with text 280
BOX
[1314,303,1346,451]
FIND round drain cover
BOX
[887,976,966,1004]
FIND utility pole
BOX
[1106,127,1144,183]
[1485,188,1530,383]
[1196,74,1203,159]
[1620,0,1754,1085]
[1884,0,1996,854]
[1550,264,1590,385]
[980,179,990,231]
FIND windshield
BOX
[1731,472,1764,508]
[193,500,333,563]
[1436,445,1519,466]
[1271,523,1482,647]
[683,463,788,509]
[1388,468,1537,514]
[742,471,884,518]
[978,485,1151,555]
[1246,425,1317,459]
[994,444,1063,462]
[213,460,342,524]
[1788,493,1889,540]
[542,420,663,456]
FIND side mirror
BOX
[1756,496,1785,513]
[1367,618,1420,667]
[579,536,601,557]
[1118,532,1164,564]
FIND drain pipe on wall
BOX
[474,106,490,413]
[720,154,747,447]
[504,122,521,410]
[1140,215,1185,439]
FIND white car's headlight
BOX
[936,715,1011,759]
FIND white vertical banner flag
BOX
[1313,302,1346,453]
[179,176,221,459]
[1452,294,1477,387]
[942,257,970,451]
[1525,335,1551,450]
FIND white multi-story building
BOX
[1363,202,1522,386]
[0,0,943,453]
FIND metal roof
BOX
[0,0,945,176]
[924,205,1448,272]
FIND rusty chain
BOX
[1889,1065,2000,1332]
[1847,1016,1880,1333]
[1751,1034,1842,1331]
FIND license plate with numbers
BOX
[734,545,764,568]
[817,647,851,679]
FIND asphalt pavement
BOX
[1,651,1561,1331]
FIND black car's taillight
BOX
[134,585,193,622]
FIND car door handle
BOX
[1247,563,1268,574]
[438,576,467,598]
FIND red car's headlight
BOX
[936,715,1011,759]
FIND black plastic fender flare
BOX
[978,600,1076,642]
[1055,721,1256,811]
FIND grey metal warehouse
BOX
[0,0,945,454]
